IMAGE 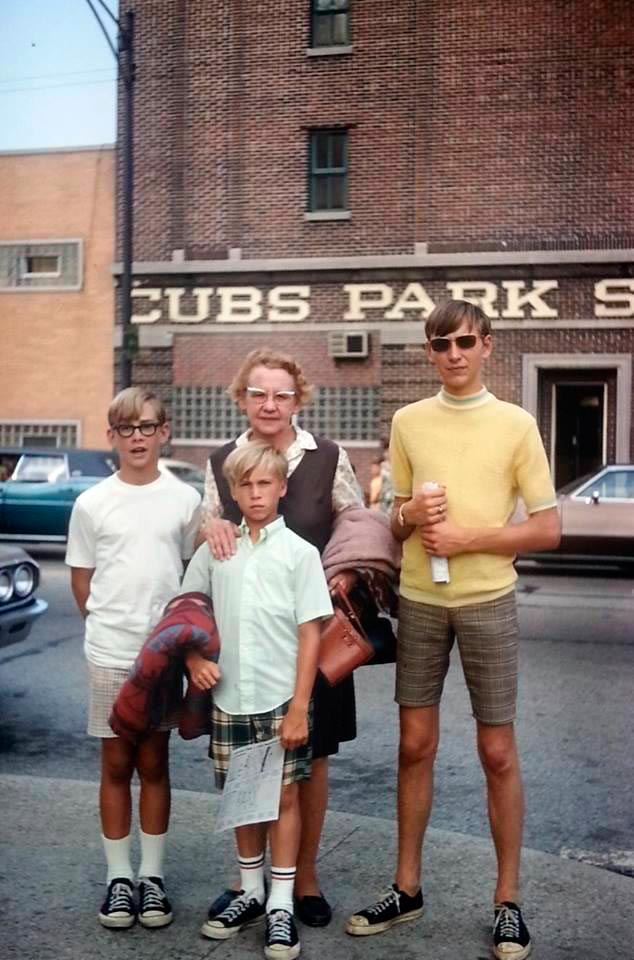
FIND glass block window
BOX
[311,0,350,47]
[299,386,378,440]
[308,129,348,211]
[0,241,81,290]
[0,422,78,447]
[172,385,378,442]
[172,386,248,441]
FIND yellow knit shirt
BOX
[390,388,557,607]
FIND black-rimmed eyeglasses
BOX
[112,421,163,438]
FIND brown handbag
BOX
[318,583,374,686]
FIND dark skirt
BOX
[311,670,356,759]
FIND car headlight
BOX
[0,570,13,603]
[13,563,36,598]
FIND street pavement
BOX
[1,772,630,960]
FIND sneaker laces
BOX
[268,909,292,941]
[141,879,166,911]
[366,888,399,916]
[107,881,132,912]
[495,904,520,939]
[218,892,256,923]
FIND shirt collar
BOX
[239,514,286,544]
[437,386,493,410]
[236,425,317,452]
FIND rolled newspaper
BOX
[422,482,450,584]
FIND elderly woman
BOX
[201,348,364,928]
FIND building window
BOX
[0,421,79,447]
[0,241,82,291]
[308,129,348,212]
[172,386,248,441]
[22,254,61,278]
[311,0,350,47]
[299,386,378,441]
[172,384,377,442]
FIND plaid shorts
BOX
[210,700,313,789]
[86,663,178,739]
[395,590,520,725]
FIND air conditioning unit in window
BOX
[328,330,369,359]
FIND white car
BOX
[159,458,206,496]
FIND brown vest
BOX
[209,437,339,554]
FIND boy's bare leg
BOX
[137,730,171,834]
[476,721,523,904]
[295,757,328,896]
[100,737,136,838]
[395,705,439,895]
[269,783,301,868]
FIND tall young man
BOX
[347,300,560,959]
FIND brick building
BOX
[1,146,115,450]
[118,0,634,489]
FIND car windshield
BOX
[168,464,206,483]
[13,455,68,483]
[575,470,634,500]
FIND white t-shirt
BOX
[65,471,201,669]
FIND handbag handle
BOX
[332,582,366,637]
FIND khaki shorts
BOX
[210,700,313,789]
[396,591,519,725]
[87,663,177,738]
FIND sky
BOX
[0,0,118,151]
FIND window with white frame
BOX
[0,241,82,290]
[0,422,79,447]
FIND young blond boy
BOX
[66,388,201,929]
[181,442,333,960]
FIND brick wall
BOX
[120,0,634,261]
[1,148,115,448]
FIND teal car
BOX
[0,448,117,543]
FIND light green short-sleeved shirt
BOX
[181,515,333,714]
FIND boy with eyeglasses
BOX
[66,387,201,930]
[347,300,560,960]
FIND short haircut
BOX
[107,387,166,427]
[222,441,289,488]
[228,348,313,406]
[425,299,492,340]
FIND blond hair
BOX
[223,442,288,487]
[107,387,166,427]
[228,348,313,406]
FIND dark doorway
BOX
[554,383,605,487]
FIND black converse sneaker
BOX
[200,890,266,940]
[493,901,532,960]
[138,876,173,928]
[346,883,424,936]
[98,877,136,929]
[264,909,300,960]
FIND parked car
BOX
[159,458,206,496]
[0,448,206,543]
[520,464,634,568]
[0,545,48,649]
[0,448,117,543]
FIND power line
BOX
[0,77,116,95]
[0,67,116,85]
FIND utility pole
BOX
[85,0,136,389]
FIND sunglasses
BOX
[428,334,480,353]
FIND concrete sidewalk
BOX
[1,774,629,960]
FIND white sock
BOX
[102,834,133,884]
[267,865,295,915]
[239,852,266,903]
[138,829,167,880]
